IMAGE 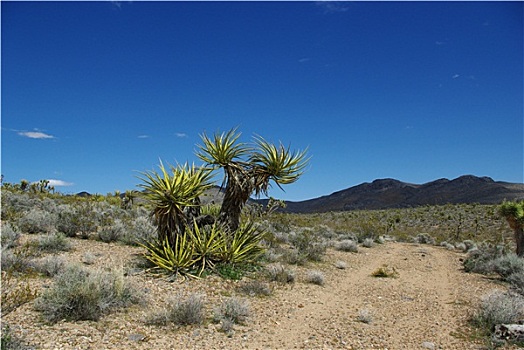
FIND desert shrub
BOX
[336,239,359,253]
[57,203,97,238]
[507,272,524,295]
[1,222,21,249]
[37,233,72,253]
[32,256,66,277]
[362,238,374,248]
[121,216,156,246]
[413,233,435,245]
[440,241,455,250]
[34,264,141,323]
[470,290,524,336]
[265,263,295,283]
[464,244,506,274]
[214,297,250,325]
[462,240,477,252]
[490,254,524,279]
[17,208,55,234]
[237,280,272,296]
[455,242,467,252]
[305,270,325,286]
[288,228,327,262]
[1,248,35,274]
[371,264,399,278]
[98,219,125,243]
[147,294,205,326]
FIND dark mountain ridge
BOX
[280,175,524,213]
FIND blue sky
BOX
[2,1,523,201]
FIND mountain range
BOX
[278,175,524,213]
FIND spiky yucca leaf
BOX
[196,128,250,167]
[250,136,309,195]
[219,220,266,264]
[137,161,213,240]
[499,201,524,225]
[186,221,226,275]
[140,235,198,277]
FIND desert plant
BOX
[17,208,55,234]
[464,244,506,274]
[217,219,267,265]
[32,256,66,277]
[138,161,214,245]
[362,238,374,248]
[413,233,435,245]
[196,128,309,233]
[34,264,141,323]
[371,264,399,278]
[56,203,97,238]
[265,263,295,284]
[336,239,359,253]
[141,234,198,278]
[237,280,272,296]
[147,294,205,326]
[37,232,72,253]
[1,222,21,249]
[121,216,157,246]
[288,228,326,262]
[499,201,524,257]
[470,290,524,336]
[214,297,250,325]
[490,254,524,278]
[305,270,325,286]
[98,219,126,243]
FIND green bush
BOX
[34,264,141,323]
[17,208,55,234]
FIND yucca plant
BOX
[138,161,213,245]
[499,201,524,257]
[140,234,198,278]
[186,221,226,275]
[196,128,309,232]
[218,220,266,264]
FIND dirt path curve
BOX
[6,241,507,350]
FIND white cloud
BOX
[175,132,188,138]
[138,135,150,139]
[18,131,55,139]
[316,1,350,14]
[47,179,74,187]
[452,74,460,79]
[299,58,310,63]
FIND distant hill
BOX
[76,175,524,213]
[279,175,524,213]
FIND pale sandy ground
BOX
[4,238,518,350]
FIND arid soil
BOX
[4,238,515,350]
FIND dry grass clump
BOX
[334,260,347,269]
[37,232,72,253]
[371,264,399,278]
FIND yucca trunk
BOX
[218,167,253,232]
[507,217,524,257]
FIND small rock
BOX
[422,341,435,350]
